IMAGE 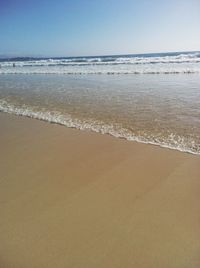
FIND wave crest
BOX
[1,52,200,67]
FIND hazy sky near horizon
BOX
[0,0,200,57]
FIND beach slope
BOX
[0,113,199,268]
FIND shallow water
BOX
[0,73,200,154]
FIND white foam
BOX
[0,65,199,75]
[1,52,200,75]
[1,52,200,67]
[0,99,199,155]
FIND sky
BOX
[0,0,200,57]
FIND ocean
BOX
[0,51,200,154]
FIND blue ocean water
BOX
[0,51,200,74]
[0,51,200,154]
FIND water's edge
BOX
[0,106,199,156]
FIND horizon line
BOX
[0,50,199,60]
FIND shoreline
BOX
[0,112,200,268]
[0,108,199,156]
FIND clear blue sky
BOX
[0,0,200,57]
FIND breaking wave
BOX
[1,52,200,67]
[1,52,200,75]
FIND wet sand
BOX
[0,112,199,268]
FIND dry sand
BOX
[0,112,199,268]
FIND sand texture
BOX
[0,113,200,268]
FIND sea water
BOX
[0,52,200,154]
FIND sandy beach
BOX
[0,112,199,268]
